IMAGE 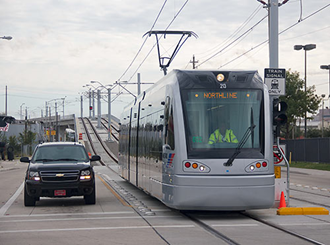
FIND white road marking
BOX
[0,225,195,234]
[280,223,330,226]
[0,211,135,218]
[0,182,24,217]
[0,215,179,223]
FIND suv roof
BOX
[37,142,83,147]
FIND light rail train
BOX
[119,69,274,210]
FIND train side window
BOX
[164,96,175,150]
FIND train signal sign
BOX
[264,68,286,95]
[89,106,93,110]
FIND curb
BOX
[277,207,329,215]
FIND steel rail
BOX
[181,212,240,245]
[242,212,325,245]
[80,117,106,166]
[83,117,118,163]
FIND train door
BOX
[162,95,175,174]
[127,108,133,182]
[135,102,141,187]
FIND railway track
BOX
[79,117,328,245]
[180,211,326,245]
[80,117,118,164]
[100,118,119,142]
[289,188,330,209]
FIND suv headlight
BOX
[80,169,92,181]
[28,171,40,181]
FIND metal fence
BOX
[281,138,330,164]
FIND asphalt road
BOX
[1,160,329,245]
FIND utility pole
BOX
[190,55,198,69]
[269,0,279,69]
[97,89,101,128]
[89,89,92,118]
[137,73,141,95]
[80,95,83,119]
[5,85,7,116]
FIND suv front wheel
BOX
[84,187,96,205]
[24,185,36,207]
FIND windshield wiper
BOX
[225,108,256,167]
[224,124,256,167]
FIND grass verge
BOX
[289,161,330,171]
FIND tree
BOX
[279,69,322,139]
[8,135,20,156]
[18,129,37,155]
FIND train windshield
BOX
[182,89,264,159]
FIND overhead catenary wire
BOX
[125,0,190,82]
[196,5,263,60]
[110,0,190,104]
[117,0,168,82]
[215,3,330,69]
[196,14,268,68]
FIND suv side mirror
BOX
[90,155,101,162]
[20,157,30,163]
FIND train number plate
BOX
[54,190,66,196]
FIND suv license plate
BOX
[54,190,66,196]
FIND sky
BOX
[1,0,330,120]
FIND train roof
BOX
[170,69,264,90]
[121,69,265,113]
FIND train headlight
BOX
[249,165,255,171]
[199,165,205,171]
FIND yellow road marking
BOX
[97,175,132,207]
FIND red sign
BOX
[0,123,9,132]
[54,190,66,196]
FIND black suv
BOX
[20,142,101,206]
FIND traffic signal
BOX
[89,106,93,110]
[273,99,287,126]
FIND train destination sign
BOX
[264,68,286,96]
[203,92,237,99]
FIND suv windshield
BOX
[31,145,89,163]
[182,89,264,159]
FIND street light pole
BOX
[294,44,316,138]
[320,65,330,108]
[108,87,112,142]
[97,89,101,128]
[5,85,7,116]
[321,94,325,137]
[20,103,25,120]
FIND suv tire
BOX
[24,185,36,206]
[84,187,96,205]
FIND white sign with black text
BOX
[264,68,286,96]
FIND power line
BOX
[126,0,190,82]
[197,5,263,60]
[196,14,268,68]
[215,3,330,69]
[117,0,168,82]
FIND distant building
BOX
[310,108,330,130]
